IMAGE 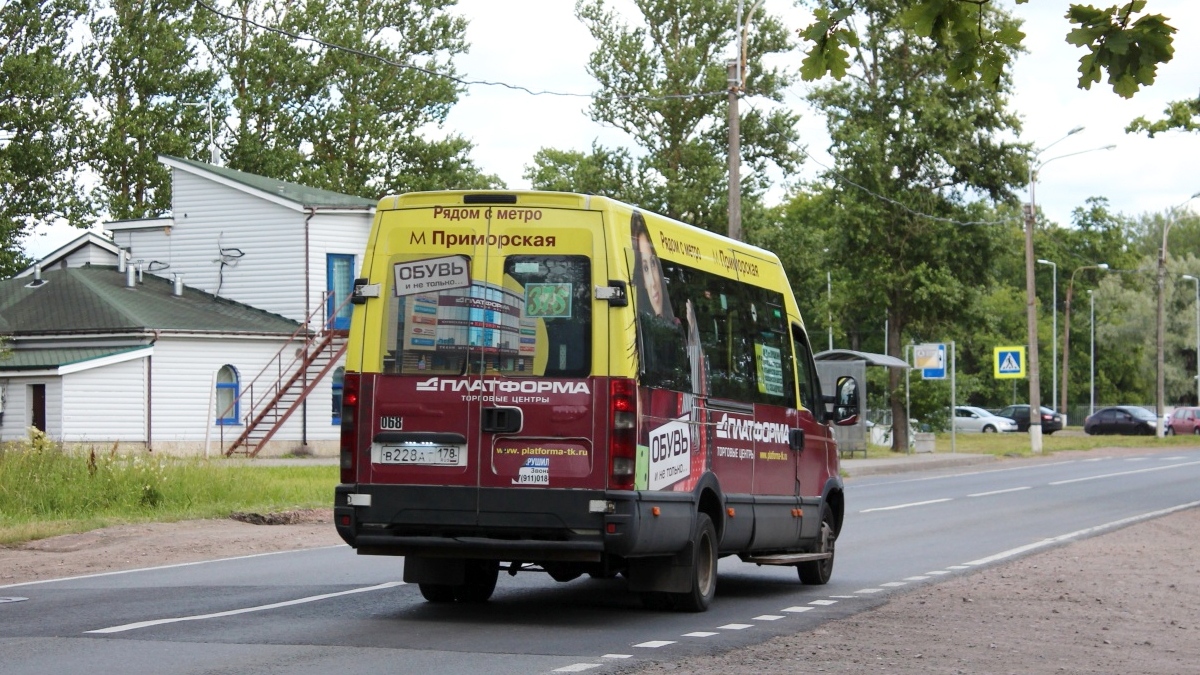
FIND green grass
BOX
[0,436,336,546]
[856,428,1200,460]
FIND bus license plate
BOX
[376,444,467,466]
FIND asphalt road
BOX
[3,448,1198,675]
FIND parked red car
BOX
[1167,406,1200,435]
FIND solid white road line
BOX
[965,500,1200,567]
[0,545,346,590]
[86,581,403,634]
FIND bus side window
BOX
[792,325,820,415]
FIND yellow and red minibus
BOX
[334,191,858,611]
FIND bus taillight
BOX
[340,372,360,484]
[609,378,637,490]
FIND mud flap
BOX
[625,542,695,594]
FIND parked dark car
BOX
[1084,406,1159,435]
[995,404,1063,434]
[1167,406,1200,435]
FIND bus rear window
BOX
[383,255,591,377]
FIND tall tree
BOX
[0,0,89,276]
[199,0,500,196]
[575,0,801,233]
[85,0,220,220]
[804,0,1027,450]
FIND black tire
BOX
[419,583,455,603]
[671,513,718,612]
[982,425,996,433]
[453,560,499,603]
[797,503,836,585]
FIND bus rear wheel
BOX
[797,503,836,585]
[453,560,499,603]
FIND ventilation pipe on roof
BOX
[33,265,41,283]
[126,262,136,287]
[173,273,183,296]
[118,248,127,273]
[136,262,143,284]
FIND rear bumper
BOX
[334,484,697,562]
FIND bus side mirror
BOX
[831,376,859,426]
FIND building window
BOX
[328,253,355,330]
[331,366,344,425]
[215,365,240,425]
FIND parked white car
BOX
[954,406,1019,433]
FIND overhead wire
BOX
[749,91,1018,227]
[195,0,1017,228]
[194,0,725,102]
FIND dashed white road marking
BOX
[830,595,858,598]
[719,623,754,630]
[1049,460,1200,485]
[854,588,883,594]
[879,581,907,587]
[634,641,675,648]
[903,576,930,581]
[754,615,785,621]
[782,606,814,612]
[947,565,970,570]
[86,581,403,634]
[809,599,838,605]
[683,631,719,637]
[554,664,601,672]
[860,498,952,513]
[968,486,1031,497]
[926,570,951,575]
[602,654,631,659]
[1124,457,1149,462]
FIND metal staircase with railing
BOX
[222,292,350,457]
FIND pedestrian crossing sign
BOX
[993,346,1026,379]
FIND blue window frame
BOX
[328,253,355,330]
[331,366,344,425]
[215,365,240,425]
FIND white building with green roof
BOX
[1,157,377,456]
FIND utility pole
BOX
[726,59,741,241]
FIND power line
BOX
[750,91,1015,228]
[195,0,726,103]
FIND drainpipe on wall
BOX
[302,207,316,452]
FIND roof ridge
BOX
[71,266,151,328]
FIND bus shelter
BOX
[814,349,911,457]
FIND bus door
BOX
[791,324,834,498]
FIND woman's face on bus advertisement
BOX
[637,233,666,317]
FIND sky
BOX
[20,0,1200,259]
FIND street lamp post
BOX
[1025,128,1114,451]
[1038,258,1058,412]
[1089,289,1096,417]
[1156,192,1200,436]
[1183,274,1200,405]
[1062,263,1108,421]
